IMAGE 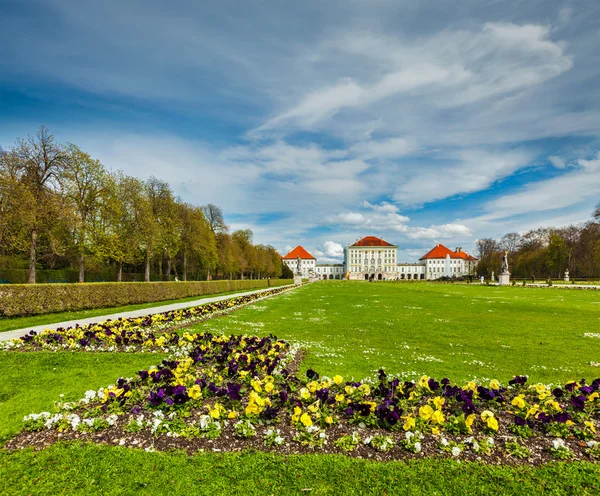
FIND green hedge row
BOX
[0,279,293,317]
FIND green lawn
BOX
[194,281,600,383]
[1,444,599,495]
[1,281,599,494]
[0,287,266,334]
[0,352,164,442]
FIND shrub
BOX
[0,279,293,317]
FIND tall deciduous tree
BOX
[11,127,68,283]
[62,144,108,282]
[201,204,228,234]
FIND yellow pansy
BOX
[584,421,596,433]
[300,413,313,427]
[464,381,477,393]
[480,410,494,421]
[228,410,238,419]
[403,415,416,431]
[538,390,550,400]
[335,394,345,403]
[525,405,539,419]
[419,375,431,390]
[333,375,344,385]
[345,385,356,395]
[245,402,260,416]
[251,379,262,392]
[419,405,434,420]
[486,416,499,431]
[308,401,320,413]
[307,381,319,393]
[588,392,599,402]
[325,416,333,425]
[431,409,445,424]
[209,403,225,419]
[359,384,371,396]
[465,414,476,428]
[544,399,561,411]
[292,406,302,422]
[511,395,526,409]
[300,388,311,400]
[188,384,202,400]
[432,397,445,410]
[489,379,500,390]
[264,382,274,393]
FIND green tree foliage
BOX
[0,128,284,283]
[477,222,600,279]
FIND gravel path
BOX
[0,285,293,342]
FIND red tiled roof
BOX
[350,236,396,247]
[283,246,316,260]
[419,244,478,260]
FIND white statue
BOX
[501,250,509,273]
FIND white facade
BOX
[283,240,477,281]
[283,257,316,278]
[315,264,345,279]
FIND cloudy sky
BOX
[2,0,599,262]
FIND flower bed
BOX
[6,328,600,464]
[0,285,296,353]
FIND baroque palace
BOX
[282,236,478,281]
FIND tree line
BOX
[0,127,285,283]
[476,209,600,279]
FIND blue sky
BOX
[1,0,599,262]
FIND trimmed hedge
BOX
[0,279,293,317]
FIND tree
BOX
[201,204,228,234]
[11,127,68,283]
[546,233,569,278]
[593,201,600,221]
[143,177,173,281]
[476,238,500,260]
[500,233,521,253]
[61,144,108,282]
[0,151,35,257]
[179,202,217,281]
[103,172,146,281]
[215,233,235,279]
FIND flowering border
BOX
[0,284,299,353]
[5,327,599,464]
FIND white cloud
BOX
[323,240,344,258]
[393,148,535,205]
[255,22,572,135]
[408,224,474,240]
[548,155,566,168]
[362,200,402,214]
[470,152,600,222]
[351,137,417,159]
[326,201,410,231]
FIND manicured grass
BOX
[1,443,599,495]
[194,281,600,383]
[0,287,266,333]
[0,352,164,442]
[2,281,599,494]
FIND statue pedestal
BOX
[294,275,303,285]
[498,272,511,286]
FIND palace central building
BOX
[283,236,477,280]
